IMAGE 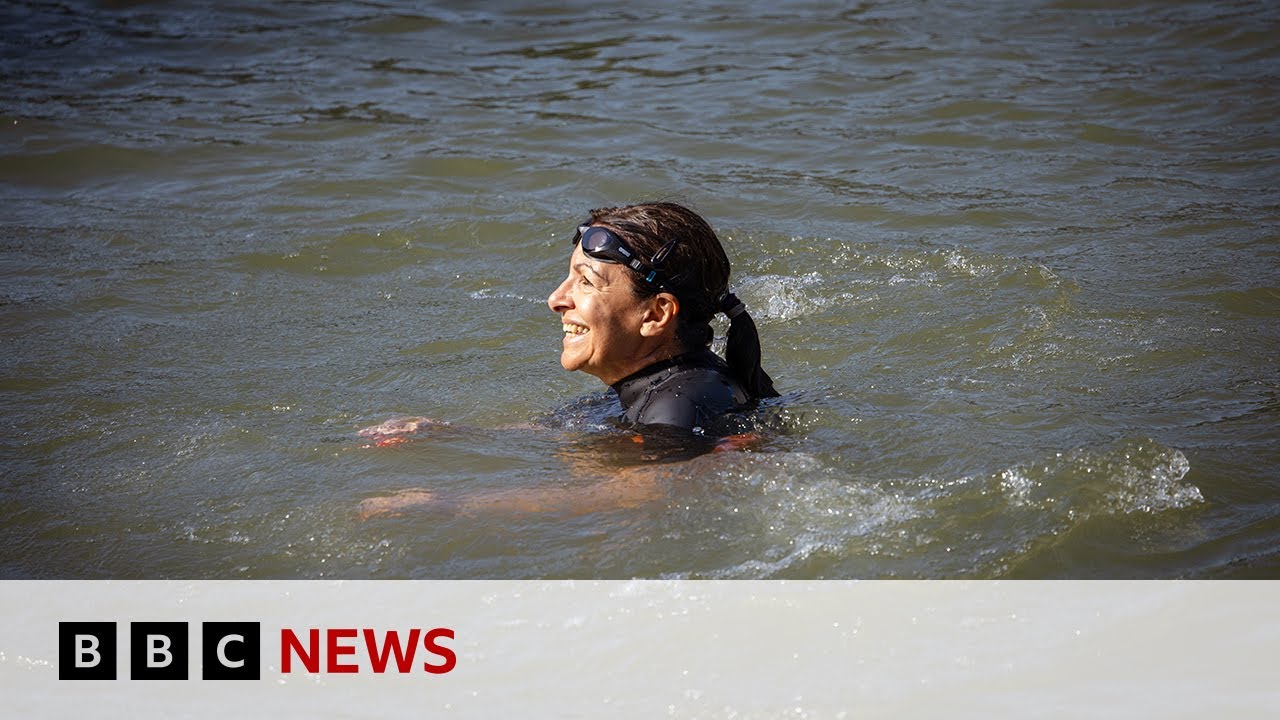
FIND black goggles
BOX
[572,224,678,291]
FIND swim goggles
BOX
[572,224,678,291]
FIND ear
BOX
[638,292,680,338]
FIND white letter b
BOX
[147,635,173,668]
[75,635,101,668]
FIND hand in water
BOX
[713,432,764,453]
[357,416,447,447]
[358,488,438,520]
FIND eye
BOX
[579,275,594,288]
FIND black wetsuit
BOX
[611,351,750,433]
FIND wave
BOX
[660,437,1202,579]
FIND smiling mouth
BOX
[562,321,589,336]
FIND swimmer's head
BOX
[558,202,779,400]
[577,203,726,349]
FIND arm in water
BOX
[357,465,665,519]
[354,417,761,519]
[357,416,454,447]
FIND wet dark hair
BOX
[584,202,780,400]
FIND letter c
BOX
[217,634,245,668]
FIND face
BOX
[547,244,653,385]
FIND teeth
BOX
[562,323,589,335]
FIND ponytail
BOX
[719,292,780,400]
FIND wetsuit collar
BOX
[611,351,723,410]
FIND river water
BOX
[2,0,1277,579]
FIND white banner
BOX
[1,581,1276,718]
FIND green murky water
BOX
[2,0,1277,578]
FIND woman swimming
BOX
[549,202,778,432]
[358,202,779,516]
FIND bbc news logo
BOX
[58,622,456,680]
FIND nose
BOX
[547,274,573,314]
